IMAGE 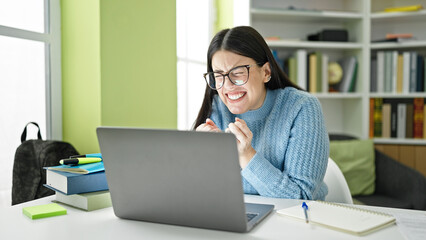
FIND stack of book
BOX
[44,154,111,211]
[370,98,426,139]
[371,51,425,93]
[279,49,357,93]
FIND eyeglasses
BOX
[203,64,258,90]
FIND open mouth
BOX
[227,92,246,101]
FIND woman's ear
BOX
[262,62,272,83]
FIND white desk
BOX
[0,195,423,240]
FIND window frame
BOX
[0,0,62,140]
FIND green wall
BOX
[61,0,101,154]
[61,0,177,154]
[215,0,234,33]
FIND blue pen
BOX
[70,153,102,159]
[302,202,309,223]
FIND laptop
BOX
[96,127,274,232]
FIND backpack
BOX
[12,122,79,205]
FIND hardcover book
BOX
[45,169,108,195]
[413,98,424,139]
[47,162,105,174]
[55,190,112,211]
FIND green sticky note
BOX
[23,203,67,219]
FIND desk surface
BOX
[0,195,423,240]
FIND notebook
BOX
[277,201,396,235]
[22,203,67,220]
[96,127,274,232]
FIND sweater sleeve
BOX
[241,96,329,200]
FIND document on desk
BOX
[394,211,426,240]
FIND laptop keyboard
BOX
[246,213,259,222]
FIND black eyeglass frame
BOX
[203,63,262,90]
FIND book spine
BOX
[370,58,377,92]
[377,52,385,93]
[296,49,307,90]
[410,52,418,92]
[369,98,375,138]
[413,98,424,139]
[382,103,391,138]
[384,51,392,93]
[396,54,403,93]
[424,105,426,139]
[384,5,423,12]
[67,171,108,195]
[374,98,383,137]
[309,53,317,93]
[402,52,411,94]
[316,51,322,93]
[384,99,399,138]
[406,104,414,138]
[391,51,398,93]
[397,103,407,138]
[416,55,424,92]
[322,54,329,93]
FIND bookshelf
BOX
[235,0,426,145]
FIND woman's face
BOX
[211,50,270,115]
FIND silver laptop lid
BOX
[97,127,249,232]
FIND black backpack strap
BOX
[21,122,43,143]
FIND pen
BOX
[59,157,102,165]
[302,202,309,223]
[69,153,102,159]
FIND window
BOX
[176,0,215,130]
[0,0,61,207]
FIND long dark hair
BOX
[193,26,301,129]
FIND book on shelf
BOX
[414,98,424,139]
[397,103,407,138]
[296,49,307,91]
[406,104,414,138]
[335,56,357,93]
[322,54,329,93]
[369,99,375,138]
[44,169,108,195]
[382,103,391,138]
[370,57,377,93]
[308,53,317,93]
[377,51,385,93]
[371,37,416,43]
[386,33,413,39]
[402,52,411,94]
[374,98,383,137]
[54,190,112,211]
[316,52,323,93]
[396,54,403,93]
[47,161,104,174]
[410,52,418,92]
[373,51,425,93]
[384,5,423,13]
[416,56,424,92]
[424,105,426,139]
[383,99,400,138]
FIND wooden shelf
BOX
[371,40,426,50]
[371,9,426,23]
[374,138,426,145]
[251,8,363,22]
[314,93,363,99]
[369,93,426,98]
[267,40,362,50]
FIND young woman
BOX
[194,26,329,200]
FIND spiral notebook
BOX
[277,201,396,236]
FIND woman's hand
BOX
[226,118,256,169]
[196,118,221,132]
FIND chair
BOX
[323,158,353,204]
[329,134,426,210]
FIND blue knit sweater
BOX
[210,87,329,200]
